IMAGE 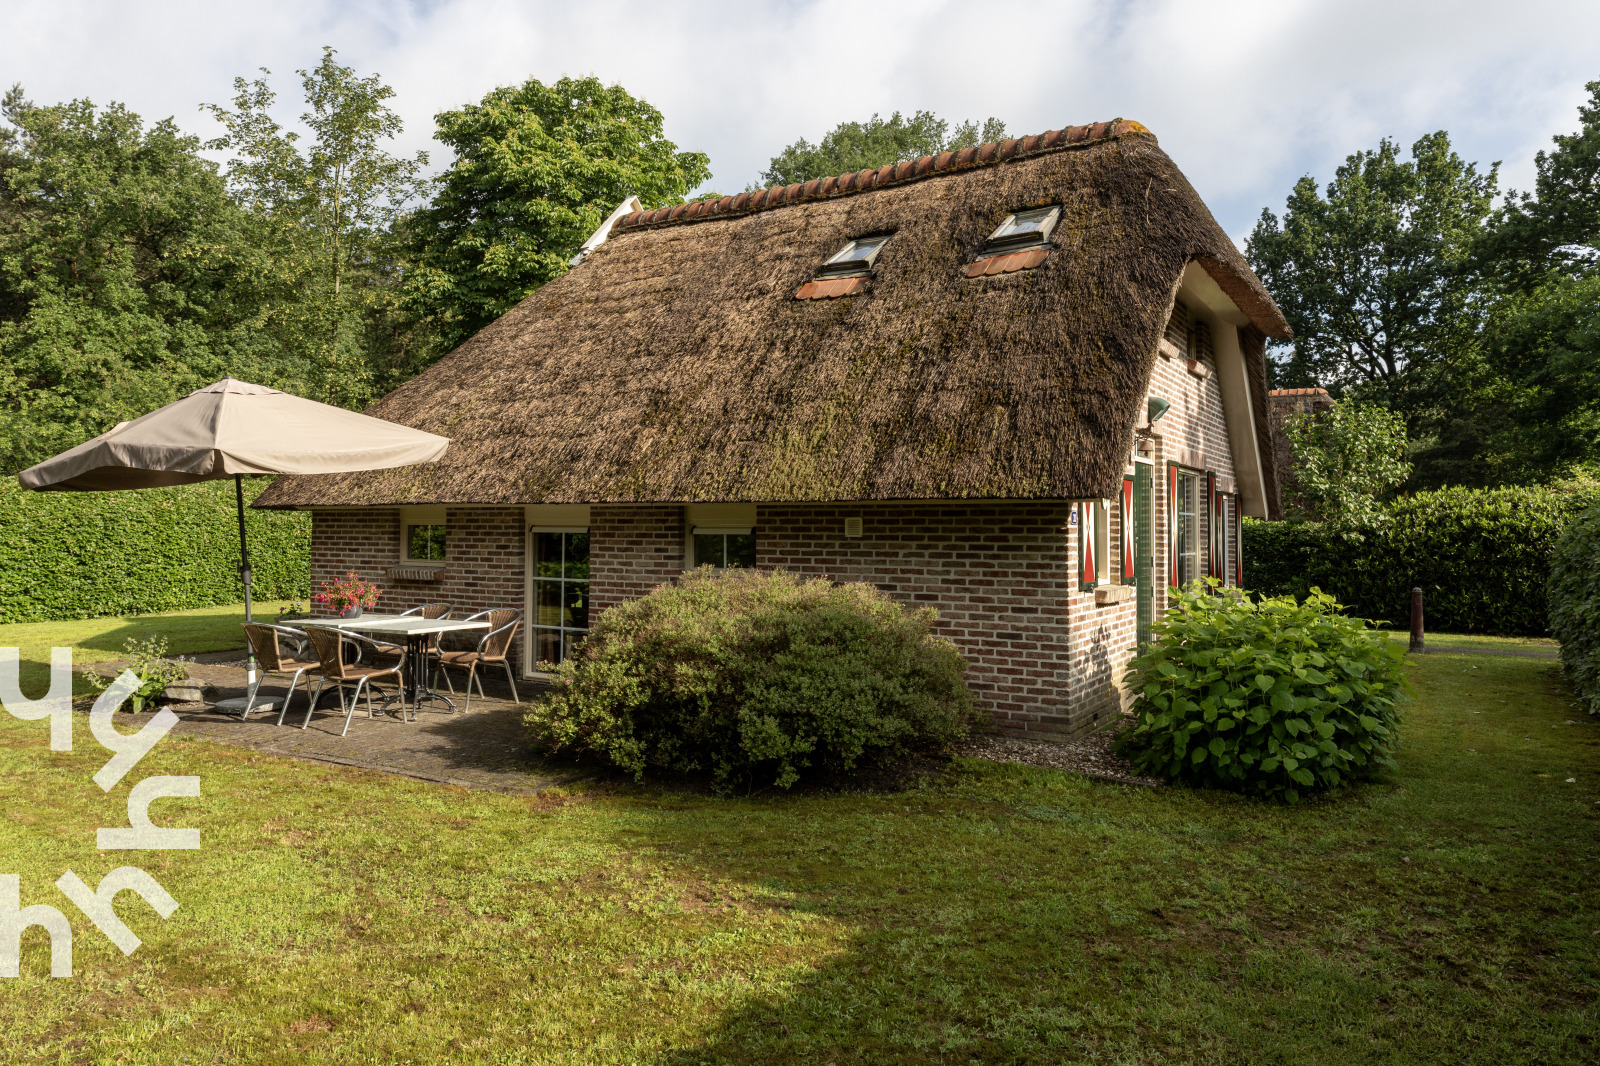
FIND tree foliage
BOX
[0,88,263,473]
[202,47,428,407]
[1414,81,1600,487]
[1477,79,1600,289]
[1282,401,1411,526]
[757,110,1007,188]
[1247,133,1497,422]
[402,76,710,357]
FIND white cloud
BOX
[2,0,1596,242]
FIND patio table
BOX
[316,614,489,718]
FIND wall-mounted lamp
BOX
[1147,395,1172,424]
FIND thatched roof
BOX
[257,119,1289,510]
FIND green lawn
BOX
[1379,629,1559,652]
[0,641,1597,1062]
[0,600,294,696]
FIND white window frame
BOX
[525,524,590,677]
[816,235,891,279]
[399,505,447,563]
[984,204,1061,253]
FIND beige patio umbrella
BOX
[18,378,449,626]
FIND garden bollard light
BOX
[1410,587,1425,653]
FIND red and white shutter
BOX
[1078,500,1098,590]
[1121,475,1136,583]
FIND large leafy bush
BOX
[1115,582,1408,801]
[1549,500,1600,715]
[1244,483,1599,635]
[524,568,976,791]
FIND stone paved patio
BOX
[94,657,586,794]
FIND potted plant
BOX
[312,573,382,618]
[84,636,195,712]
[277,600,311,622]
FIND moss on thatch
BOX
[256,126,1287,510]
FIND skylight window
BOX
[984,205,1061,252]
[815,235,890,278]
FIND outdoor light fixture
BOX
[1147,395,1172,423]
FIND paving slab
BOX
[92,659,584,794]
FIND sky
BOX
[3,0,1598,245]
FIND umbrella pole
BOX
[235,474,254,623]
[236,475,258,700]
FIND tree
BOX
[0,88,262,472]
[402,76,710,357]
[203,48,427,406]
[1414,80,1600,486]
[757,111,1007,188]
[1476,78,1600,289]
[1281,401,1411,527]
[1246,133,1498,424]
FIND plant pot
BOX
[339,604,363,619]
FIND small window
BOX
[693,527,756,568]
[984,205,1060,253]
[816,235,890,278]
[406,524,446,561]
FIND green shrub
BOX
[0,479,309,623]
[524,567,977,791]
[1549,500,1600,715]
[1115,581,1409,802]
[1244,483,1599,635]
[84,635,190,712]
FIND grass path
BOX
[0,646,1596,1063]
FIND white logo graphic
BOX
[1,650,197,978]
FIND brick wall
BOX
[308,507,526,670]
[757,502,1132,739]
[589,505,684,614]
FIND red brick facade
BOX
[309,507,526,669]
[589,506,684,615]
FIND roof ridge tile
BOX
[612,118,1155,232]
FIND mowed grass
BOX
[0,600,294,696]
[0,653,1596,1063]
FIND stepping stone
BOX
[213,696,281,715]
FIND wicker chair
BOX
[301,626,406,736]
[240,623,319,725]
[432,608,521,713]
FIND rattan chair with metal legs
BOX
[240,623,318,723]
[432,608,521,713]
[301,626,406,736]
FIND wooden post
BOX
[1409,587,1425,653]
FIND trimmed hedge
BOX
[1245,485,1598,636]
[0,479,310,623]
[1549,500,1600,715]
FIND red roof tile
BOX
[963,248,1050,278]
[795,276,870,300]
[614,119,1155,232]
[1268,387,1330,396]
